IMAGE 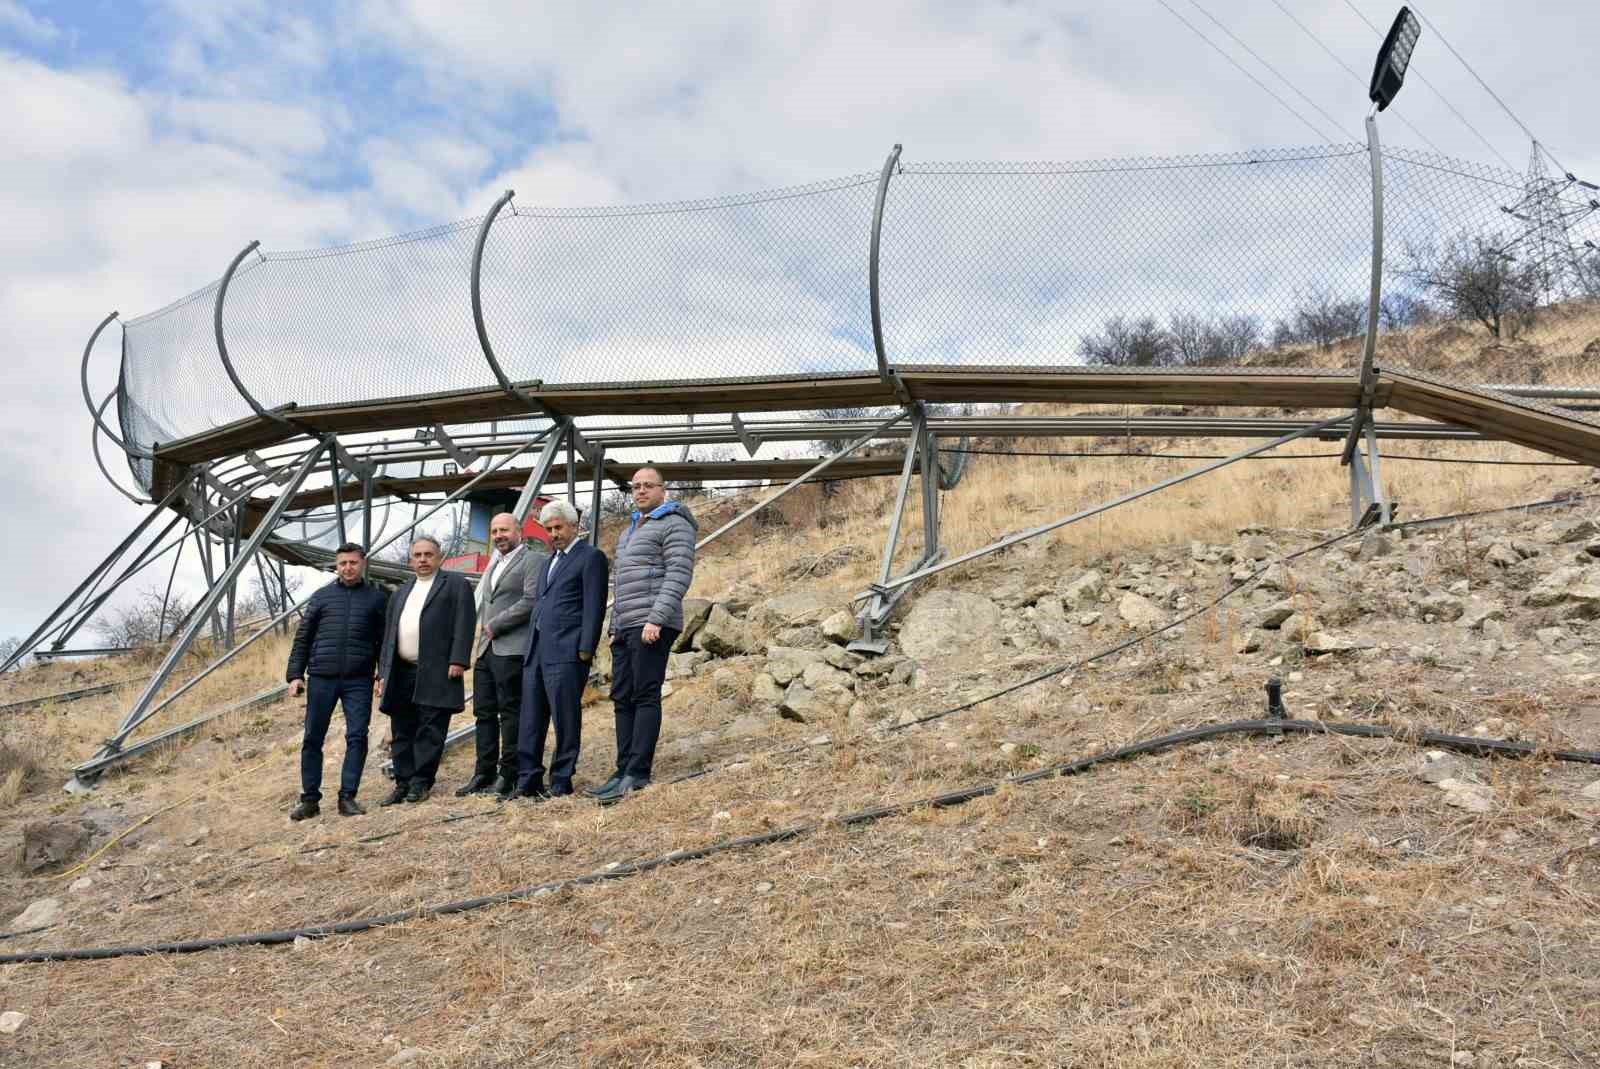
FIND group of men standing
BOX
[283,467,697,819]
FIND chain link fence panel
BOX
[112,143,1600,494]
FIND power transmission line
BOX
[1339,0,1518,172]
[1266,0,1447,155]
[1186,0,1361,142]
[1410,5,1573,178]
[1153,0,1345,145]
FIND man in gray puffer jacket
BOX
[592,466,697,804]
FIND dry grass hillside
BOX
[2,311,1600,1067]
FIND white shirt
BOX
[397,573,435,663]
[481,545,522,611]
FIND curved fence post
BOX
[1342,114,1385,466]
[869,143,904,392]
[215,239,298,431]
[471,189,562,420]
[472,190,523,395]
[92,391,150,505]
[81,312,155,461]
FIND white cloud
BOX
[6,0,1600,647]
[0,1,58,44]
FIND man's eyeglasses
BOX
[629,481,662,490]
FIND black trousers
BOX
[386,661,454,789]
[609,626,679,780]
[471,651,523,780]
[518,658,589,790]
[300,675,373,802]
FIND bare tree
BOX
[1396,232,1540,339]
[1169,312,1262,365]
[0,637,23,673]
[1079,316,1178,367]
[91,585,196,649]
[1271,289,1366,351]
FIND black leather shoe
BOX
[289,799,320,821]
[337,796,365,817]
[404,783,432,804]
[454,773,495,797]
[516,780,550,803]
[595,775,650,806]
[379,784,409,807]
[583,774,623,798]
[548,780,574,798]
[490,774,515,798]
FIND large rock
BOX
[779,682,823,722]
[1278,612,1318,644]
[748,591,834,632]
[696,604,755,657]
[1549,518,1598,544]
[18,820,95,875]
[672,599,715,652]
[1034,618,1073,650]
[1526,566,1599,608]
[1484,542,1522,569]
[1057,570,1105,606]
[1117,592,1165,632]
[1258,564,1295,592]
[1357,532,1394,560]
[822,645,860,671]
[1304,631,1363,654]
[766,646,827,686]
[801,660,855,694]
[9,897,62,930]
[1256,602,1295,629]
[899,591,1003,659]
[1416,593,1465,622]
[750,673,785,706]
[712,668,743,701]
[820,611,857,645]
[772,625,827,649]
[1439,779,1494,814]
[1459,599,1506,631]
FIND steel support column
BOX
[696,410,909,551]
[852,404,931,654]
[1342,111,1386,466]
[87,438,332,772]
[589,445,607,547]
[512,421,570,525]
[866,415,1353,597]
[0,479,190,673]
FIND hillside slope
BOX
[2,422,1599,1066]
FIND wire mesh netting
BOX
[114,142,1600,493]
[478,174,881,387]
[881,146,1374,370]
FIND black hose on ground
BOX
[5,714,1596,966]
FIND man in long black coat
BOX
[284,542,388,820]
[376,535,476,804]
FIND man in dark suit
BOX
[456,512,547,798]
[376,535,476,805]
[506,499,608,801]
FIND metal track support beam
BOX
[86,438,332,773]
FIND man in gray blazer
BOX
[456,512,548,797]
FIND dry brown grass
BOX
[0,306,1596,1066]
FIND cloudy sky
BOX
[3,0,1597,641]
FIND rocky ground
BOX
[1,477,1598,1067]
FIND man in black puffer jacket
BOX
[285,543,389,820]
